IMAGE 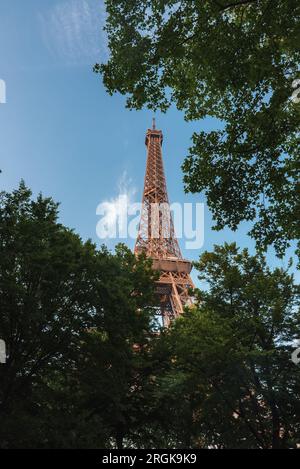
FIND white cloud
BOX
[96,171,137,239]
[38,0,108,65]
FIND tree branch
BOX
[219,0,259,11]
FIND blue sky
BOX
[0,0,298,287]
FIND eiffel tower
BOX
[135,120,194,327]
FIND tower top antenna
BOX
[152,117,156,130]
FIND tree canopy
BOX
[0,183,158,448]
[1,184,299,449]
[153,243,300,448]
[96,0,300,260]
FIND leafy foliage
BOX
[96,0,300,258]
[158,243,300,448]
[0,183,158,448]
[1,185,299,448]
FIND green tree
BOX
[0,183,158,448]
[64,245,160,450]
[0,182,94,417]
[155,244,300,448]
[96,0,300,259]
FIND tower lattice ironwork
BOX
[135,120,194,327]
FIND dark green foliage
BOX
[156,244,300,448]
[96,0,300,259]
[0,183,158,448]
[1,185,299,448]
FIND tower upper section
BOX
[135,121,182,259]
